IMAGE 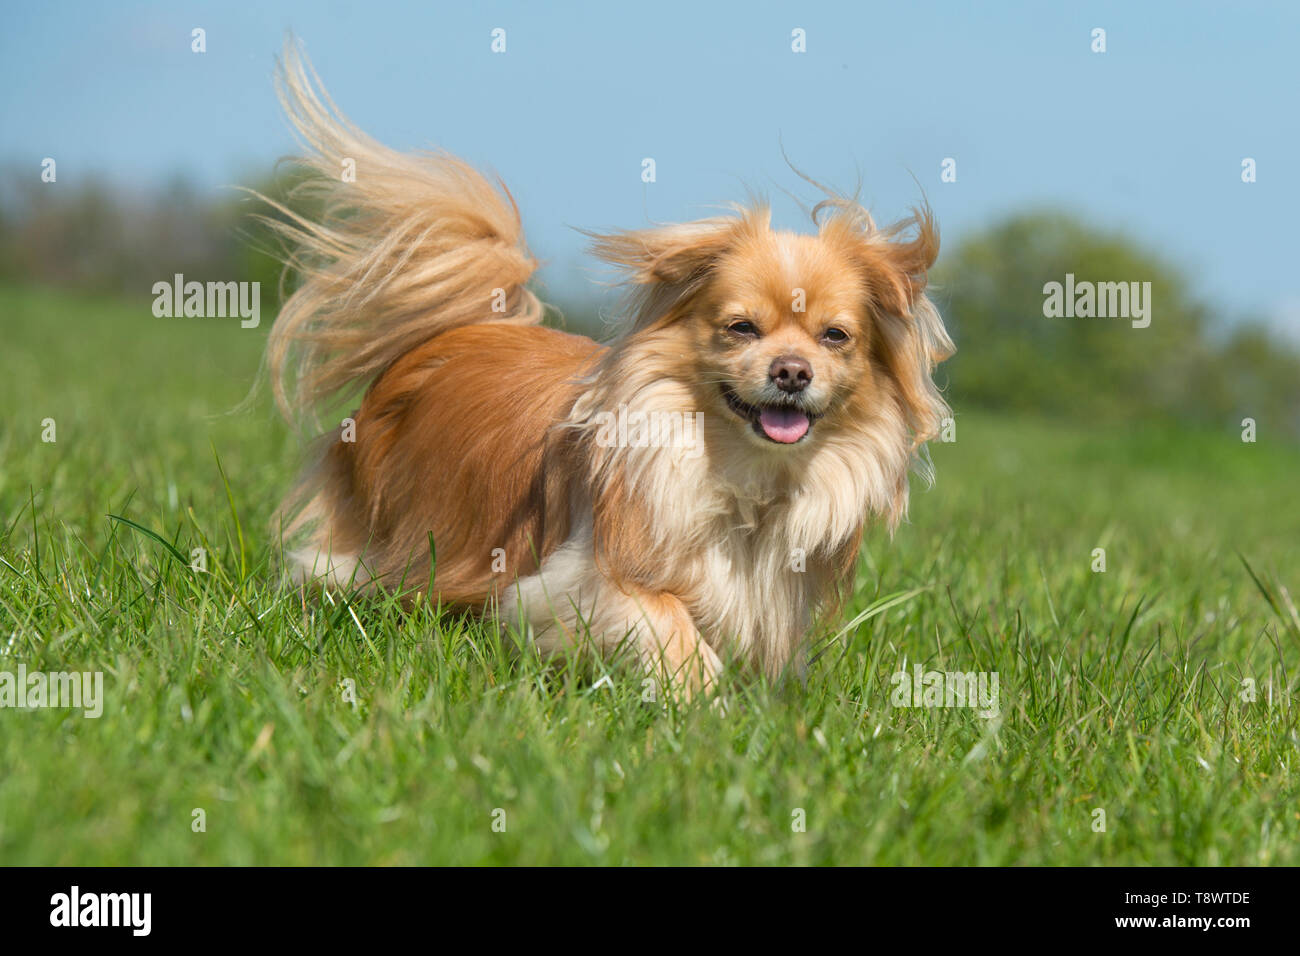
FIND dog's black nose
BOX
[769,355,813,393]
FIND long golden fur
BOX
[262,41,954,695]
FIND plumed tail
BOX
[258,37,543,425]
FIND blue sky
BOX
[3,0,1298,337]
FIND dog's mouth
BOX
[721,386,822,445]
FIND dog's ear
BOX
[586,212,763,331]
[875,206,941,318]
[825,204,939,320]
[586,214,755,286]
[826,204,954,449]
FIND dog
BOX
[261,42,954,697]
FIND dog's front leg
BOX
[614,586,721,699]
[504,557,720,698]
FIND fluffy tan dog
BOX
[263,43,954,696]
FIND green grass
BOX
[1,282,1298,865]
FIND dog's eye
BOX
[727,319,760,338]
[821,327,849,344]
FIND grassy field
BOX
[1,282,1297,865]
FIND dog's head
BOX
[590,199,954,460]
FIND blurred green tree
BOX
[932,212,1300,435]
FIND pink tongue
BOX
[758,406,810,443]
